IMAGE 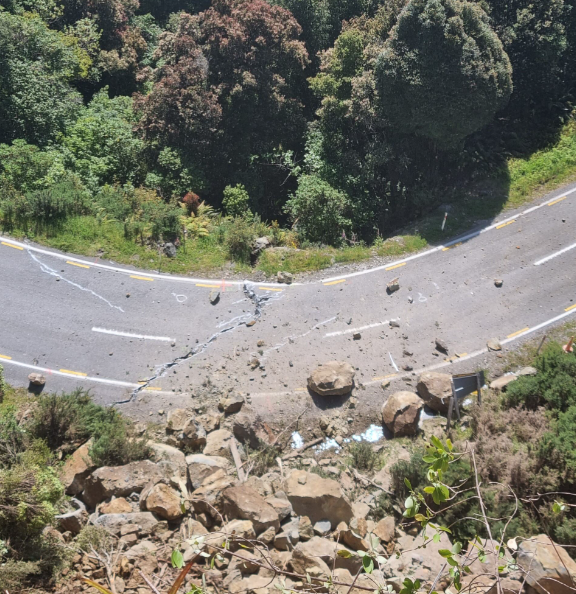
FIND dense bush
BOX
[30,389,150,466]
[223,184,251,217]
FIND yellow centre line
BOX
[565,304,576,312]
[323,279,346,286]
[496,220,516,230]
[507,327,530,339]
[445,353,468,363]
[258,287,283,292]
[295,387,308,392]
[144,387,162,391]
[548,196,567,206]
[386,262,406,271]
[1,241,23,250]
[0,354,12,360]
[130,275,154,282]
[196,283,220,288]
[443,242,462,252]
[373,373,397,381]
[66,260,90,269]
[59,369,87,377]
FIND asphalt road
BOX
[1,183,575,429]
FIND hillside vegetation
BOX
[1,0,576,274]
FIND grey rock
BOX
[163,242,177,258]
[277,271,293,284]
[313,520,332,536]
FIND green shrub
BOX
[225,216,257,263]
[538,405,576,485]
[0,364,5,404]
[370,492,395,521]
[0,407,27,469]
[389,452,428,498]
[348,441,379,472]
[30,389,149,466]
[285,175,352,246]
[223,184,251,217]
[504,343,576,412]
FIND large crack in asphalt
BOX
[113,283,282,405]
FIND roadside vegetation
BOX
[1,0,576,277]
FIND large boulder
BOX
[144,483,184,521]
[416,372,452,413]
[61,441,95,496]
[233,411,273,448]
[220,485,280,534]
[186,454,231,490]
[82,460,169,509]
[178,419,207,450]
[203,429,234,458]
[191,472,235,518]
[518,535,576,594]
[308,362,355,396]
[382,391,423,437]
[93,512,160,536]
[284,470,353,528]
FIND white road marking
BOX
[172,293,188,303]
[92,327,175,342]
[325,320,396,337]
[389,352,399,372]
[1,182,573,288]
[321,186,576,284]
[534,242,576,266]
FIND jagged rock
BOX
[308,361,355,396]
[125,539,158,559]
[518,366,538,377]
[487,338,502,351]
[222,519,256,542]
[259,526,276,545]
[186,454,231,490]
[28,373,46,386]
[490,374,518,391]
[229,549,260,575]
[298,516,314,541]
[313,519,331,536]
[94,512,160,536]
[494,279,503,287]
[166,408,191,432]
[265,496,292,521]
[230,575,273,594]
[197,412,221,433]
[277,271,293,284]
[387,278,400,294]
[56,498,88,535]
[61,441,95,496]
[178,419,207,450]
[99,497,132,515]
[203,429,234,458]
[83,460,169,509]
[209,289,220,305]
[144,483,183,521]
[274,529,299,551]
[435,338,449,353]
[218,393,244,415]
[149,443,186,468]
[335,522,369,551]
[416,372,451,413]
[289,541,332,579]
[232,412,273,448]
[220,485,280,534]
[191,473,235,518]
[518,535,576,594]
[252,237,271,257]
[382,391,423,437]
[163,242,177,257]
[373,516,395,543]
[292,537,361,574]
[284,470,353,528]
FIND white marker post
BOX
[441,212,448,231]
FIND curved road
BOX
[0,183,575,427]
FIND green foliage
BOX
[0,365,5,405]
[504,343,576,411]
[0,12,85,145]
[285,175,352,245]
[348,441,379,471]
[60,89,146,192]
[223,184,251,218]
[225,216,258,264]
[538,405,576,484]
[0,407,27,469]
[29,389,150,466]
[376,0,513,149]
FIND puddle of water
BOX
[291,431,304,449]
[351,424,384,443]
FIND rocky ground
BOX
[50,361,575,594]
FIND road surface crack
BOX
[114,283,282,405]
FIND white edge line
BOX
[320,186,576,283]
[534,242,576,266]
[92,327,175,342]
[325,319,395,338]
[0,235,296,288]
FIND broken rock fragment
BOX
[382,391,423,437]
[416,372,451,413]
[435,338,449,353]
[387,277,400,294]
